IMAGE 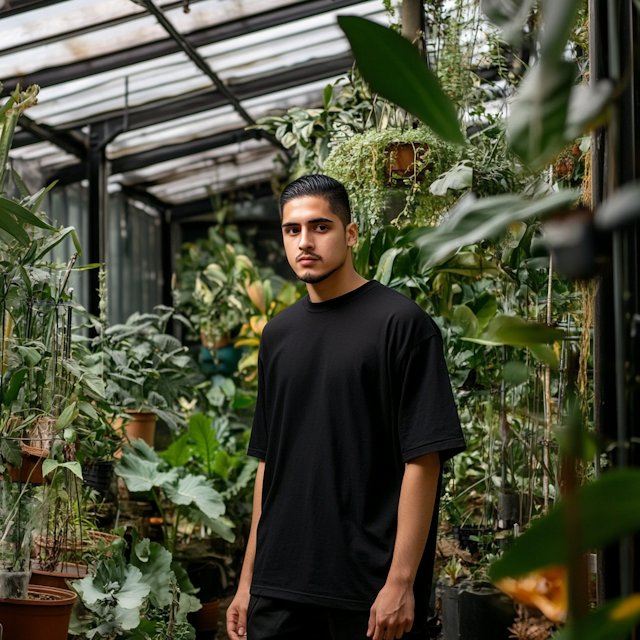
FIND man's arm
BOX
[368,452,441,640]
[226,459,265,640]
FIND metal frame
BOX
[1,0,366,95]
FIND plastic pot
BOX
[440,580,515,640]
[82,460,115,494]
[122,411,157,447]
[188,598,220,639]
[0,570,30,600]
[452,525,492,554]
[0,584,77,640]
[30,562,88,590]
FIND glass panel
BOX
[0,0,302,76]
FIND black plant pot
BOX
[82,460,115,494]
[452,525,492,554]
[439,580,516,640]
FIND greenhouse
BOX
[0,0,638,639]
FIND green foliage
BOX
[90,306,201,431]
[70,533,198,639]
[338,16,465,145]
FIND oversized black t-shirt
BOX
[248,280,466,613]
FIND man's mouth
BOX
[297,255,320,266]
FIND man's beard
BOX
[296,258,345,284]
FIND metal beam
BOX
[1,0,365,96]
[0,0,65,19]
[139,0,256,129]
[58,53,353,132]
[112,128,260,174]
[17,114,86,158]
[0,0,209,59]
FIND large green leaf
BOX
[539,0,582,61]
[162,433,191,468]
[433,252,501,277]
[130,530,174,608]
[508,61,576,169]
[115,450,178,492]
[189,413,217,476]
[480,0,535,45]
[337,16,465,145]
[489,469,640,581]
[0,197,56,230]
[114,566,152,611]
[0,209,29,245]
[553,595,640,640]
[452,305,480,338]
[417,190,579,268]
[466,293,498,331]
[375,248,402,286]
[429,161,473,196]
[164,474,225,520]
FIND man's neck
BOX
[306,265,369,303]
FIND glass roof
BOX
[3,0,387,207]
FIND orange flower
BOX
[496,567,567,623]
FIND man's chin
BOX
[297,270,332,284]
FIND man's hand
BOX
[226,589,251,640]
[367,580,415,640]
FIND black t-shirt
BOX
[248,280,466,613]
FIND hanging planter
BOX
[0,584,77,640]
[387,142,430,179]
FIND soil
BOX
[28,592,62,601]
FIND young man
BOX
[227,175,465,640]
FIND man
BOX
[227,175,465,640]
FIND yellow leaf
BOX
[611,594,640,621]
[247,281,266,314]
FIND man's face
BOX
[281,195,356,284]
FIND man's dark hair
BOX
[279,175,351,227]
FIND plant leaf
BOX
[130,530,174,608]
[375,248,402,286]
[480,0,535,45]
[337,16,465,145]
[429,162,473,196]
[452,305,480,338]
[115,450,178,492]
[489,469,640,581]
[164,474,225,520]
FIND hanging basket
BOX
[22,417,57,457]
[87,530,120,546]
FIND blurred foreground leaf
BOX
[490,469,640,581]
[337,16,465,145]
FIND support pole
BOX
[401,0,425,58]
[87,122,108,318]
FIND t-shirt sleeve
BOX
[247,354,268,460]
[396,333,466,463]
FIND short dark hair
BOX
[279,175,351,227]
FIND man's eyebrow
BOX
[281,218,334,228]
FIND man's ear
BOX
[346,221,358,247]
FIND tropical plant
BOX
[115,439,231,554]
[335,0,639,637]
[70,531,200,639]
[88,306,200,432]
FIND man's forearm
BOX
[387,452,441,586]
[238,460,265,592]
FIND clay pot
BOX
[30,562,88,590]
[189,598,220,639]
[121,411,157,447]
[7,448,46,484]
[0,584,77,640]
[387,142,430,178]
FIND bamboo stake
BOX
[543,255,554,513]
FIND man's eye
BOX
[316,225,328,231]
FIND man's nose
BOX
[298,228,313,250]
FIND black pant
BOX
[247,596,429,640]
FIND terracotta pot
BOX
[189,598,220,638]
[30,562,88,590]
[114,411,157,457]
[0,584,77,640]
[387,142,430,178]
[7,449,45,484]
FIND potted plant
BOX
[69,530,200,638]
[91,303,200,442]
